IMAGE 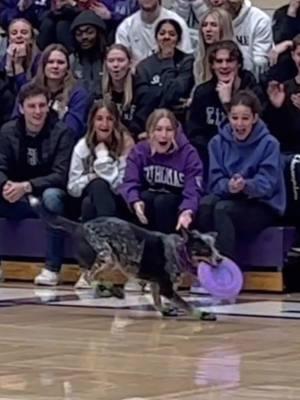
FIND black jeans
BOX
[196,194,277,260]
[140,191,181,234]
[81,178,130,222]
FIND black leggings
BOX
[196,194,277,261]
[140,191,181,234]
[81,178,130,222]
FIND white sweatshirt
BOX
[67,139,126,198]
[233,0,272,76]
[116,6,193,63]
[170,0,208,26]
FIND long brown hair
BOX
[194,8,234,84]
[34,44,76,113]
[85,99,132,159]
[102,44,133,111]
[8,18,39,80]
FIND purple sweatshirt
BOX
[120,132,203,214]
[0,0,50,29]
[102,0,139,21]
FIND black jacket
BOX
[265,78,300,154]
[0,114,74,195]
[260,52,297,88]
[273,5,300,43]
[133,49,194,134]
[0,71,15,128]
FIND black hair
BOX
[155,18,183,44]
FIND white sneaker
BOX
[74,273,91,289]
[34,268,59,286]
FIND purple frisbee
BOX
[197,258,243,299]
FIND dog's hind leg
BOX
[75,236,97,285]
[150,282,163,313]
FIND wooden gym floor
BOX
[1,283,300,399]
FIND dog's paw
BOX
[161,306,180,317]
[110,286,125,299]
[92,283,113,298]
[193,310,217,321]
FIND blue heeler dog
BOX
[29,195,221,321]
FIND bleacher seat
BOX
[0,218,296,270]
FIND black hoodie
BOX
[70,10,106,101]
[265,78,300,154]
[0,113,74,195]
[273,5,300,43]
[133,49,194,134]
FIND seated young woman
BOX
[2,18,39,91]
[67,99,134,222]
[197,90,286,262]
[102,44,137,136]
[133,18,194,135]
[120,108,204,234]
[14,43,92,139]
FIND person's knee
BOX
[154,194,179,210]
[42,188,65,215]
[214,200,235,215]
[88,178,110,193]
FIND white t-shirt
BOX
[116,7,193,63]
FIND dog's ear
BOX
[207,231,218,241]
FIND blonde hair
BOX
[8,18,39,80]
[85,99,132,160]
[102,44,133,111]
[194,8,234,84]
[146,109,179,155]
[33,44,76,114]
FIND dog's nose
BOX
[216,256,224,264]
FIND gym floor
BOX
[0,283,299,399]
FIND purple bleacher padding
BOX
[236,227,296,269]
[0,218,74,259]
[0,218,296,269]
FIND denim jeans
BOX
[0,188,66,273]
[42,188,66,273]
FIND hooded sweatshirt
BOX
[170,0,208,27]
[208,120,286,215]
[232,0,272,76]
[70,10,106,100]
[133,49,194,134]
[272,4,300,43]
[120,132,203,214]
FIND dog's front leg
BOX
[168,291,217,321]
[163,290,217,321]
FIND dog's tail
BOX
[28,195,80,235]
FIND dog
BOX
[29,195,222,321]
